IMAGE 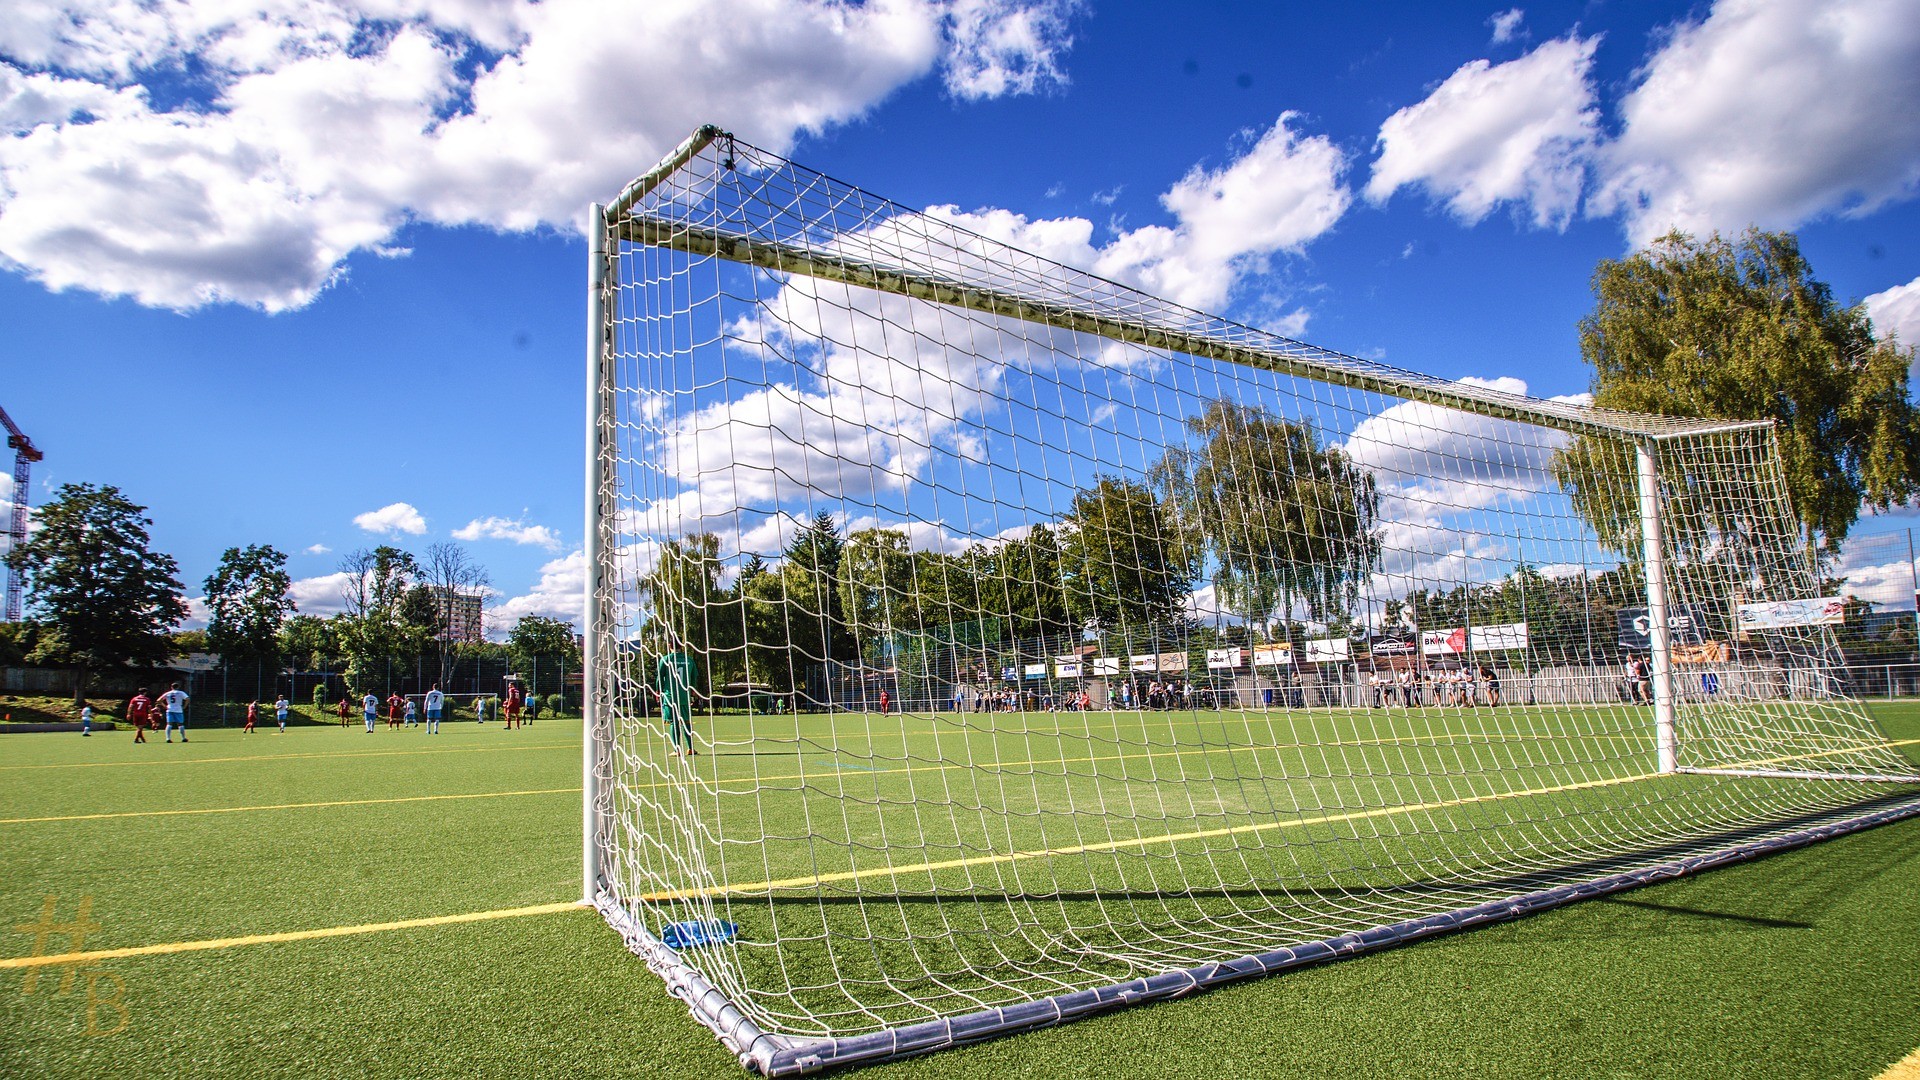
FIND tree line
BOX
[1,485,578,703]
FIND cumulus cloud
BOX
[353,501,427,536]
[1864,275,1920,386]
[289,570,360,617]
[490,549,585,629]
[453,515,562,549]
[1341,376,1595,593]
[1489,9,1526,45]
[304,542,331,555]
[1591,0,1920,246]
[0,0,1080,310]
[1366,35,1599,229]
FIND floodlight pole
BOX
[1637,440,1677,774]
[583,202,609,904]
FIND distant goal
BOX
[581,126,1920,1075]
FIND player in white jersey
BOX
[274,695,290,733]
[160,682,190,742]
[362,692,379,733]
[424,685,445,735]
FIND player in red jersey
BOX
[128,688,152,744]
[243,700,258,734]
[386,691,404,730]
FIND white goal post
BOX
[583,125,1920,1075]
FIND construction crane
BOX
[0,406,40,622]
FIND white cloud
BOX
[1865,275,1920,387]
[1591,0,1920,246]
[453,515,562,549]
[1366,35,1599,229]
[1342,376,1593,593]
[288,570,360,617]
[490,549,585,629]
[941,0,1078,100]
[929,113,1350,312]
[353,501,427,536]
[1489,8,1526,45]
[304,543,331,555]
[0,0,1079,311]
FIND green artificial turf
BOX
[3,705,1918,1078]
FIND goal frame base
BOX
[596,793,1920,1076]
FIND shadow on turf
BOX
[758,791,1920,918]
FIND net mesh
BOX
[589,131,1920,1063]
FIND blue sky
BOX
[4,0,1919,632]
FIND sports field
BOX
[5,704,1920,1078]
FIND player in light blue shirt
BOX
[80,702,93,736]
[424,685,444,735]
[403,698,417,728]
[160,683,190,743]
[274,695,290,733]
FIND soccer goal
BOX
[582,126,1920,1075]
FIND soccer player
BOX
[336,696,351,728]
[160,682,189,742]
[80,701,93,736]
[243,700,258,734]
[386,691,404,730]
[524,691,538,725]
[424,684,444,735]
[878,689,889,715]
[274,695,290,733]
[475,696,487,724]
[362,691,379,733]
[403,698,417,729]
[129,688,151,744]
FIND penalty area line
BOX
[0,786,582,825]
[0,901,583,970]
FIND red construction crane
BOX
[0,406,40,622]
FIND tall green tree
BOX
[640,532,740,697]
[505,615,583,698]
[1556,229,1920,555]
[4,483,187,702]
[336,545,420,691]
[203,544,295,667]
[278,614,345,671]
[972,524,1072,644]
[1059,477,1196,637]
[1153,400,1380,629]
[837,528,918,645]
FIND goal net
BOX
[584,127,1920,1074]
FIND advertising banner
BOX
[1672,642,1730,664]
[1206,647,1244,670]
[1252,642,1295,666]
[1421,628,1467,656]
[1616,606,1705,650]
[1468,622,1530,652]
[1130,654,1158,672]
[1023,662,1047,681]
[1366,632,1417,657]
[1092,656,1121,675]
[1305,637,1350,663]
[1157,651,1189,673]
[1054,656,1083,678]
[1737,596,1845,631]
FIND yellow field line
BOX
[0,787,581,825]
[1878,1046,1920,1079]
[641,735,1920,901]
[0,738,580,772]
[0,901,583,970]
[642,769,1664,900]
